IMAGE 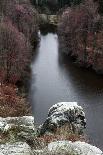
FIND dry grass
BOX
[36,125,87,150]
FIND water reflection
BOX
[58,54,103,99]
[30,32,103,150]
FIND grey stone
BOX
[0,116,35,133]
[0,142,33,155]
[32,140,103,155]
[0,116,37,144]
[39,102,86,135]
[47,141,103,155]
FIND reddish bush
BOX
[58,0,103,73]
[0,84,31,117]
[0,0,31,14]
[0,0,38,44]
[0,19,31,83]
[38,125,86,147]
[0,0,38,117]
[0,0,39,84]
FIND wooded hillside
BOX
[58,0,103,73]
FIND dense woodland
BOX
[0,0,38,117]
[58,0,103,73]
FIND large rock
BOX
[0,142,33,155]
[0,116,35,132]
[0,116,37,144]
[0,115,102,155]
[47,141,103,155]
[39,102,86,135]
[2,140,101,155]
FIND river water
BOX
[30,32,103,150]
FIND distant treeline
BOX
[31,0,103,14]
[31,0,83,7]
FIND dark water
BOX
[30,32,103,150]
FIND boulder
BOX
[0,116,37,144]
[0,142,33,155]
[0,114,102,155]
[39,102,86,135]
[47,140,103,155]
[1,140,102,155]
[0,116,35,132]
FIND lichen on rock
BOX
[46,140,103,155]
[39,102,86,135]
[0,142,33,155]
[0,104,102,155]
[0,116,37,144]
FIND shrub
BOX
[35,125,86,151]
[0,0,38,44]
[0,19,31,83]
[0,0,38,117]
[38,132,86,146]
[0,0,39,84]
[0,84,31,117]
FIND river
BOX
[30,32,103,150]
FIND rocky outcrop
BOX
[0,142,33,155]
[0,105,102,155]
[0,116,37,154]
[39,14,58,26]
[46,141,103,155]
[39,102,86,135]
[0,116,37,144]
[0,116,35,132]
[0,140,102,155]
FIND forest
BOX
[32,0,103,13]
[58,0,103,73]
[0,0,38,117]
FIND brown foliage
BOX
[58,0,103,73]
[4,0,38,41]
[38,125,86,147]
[0,0,38,117]
[0,0,38,84]
[0,84,31,117]
[0,19,31,84]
